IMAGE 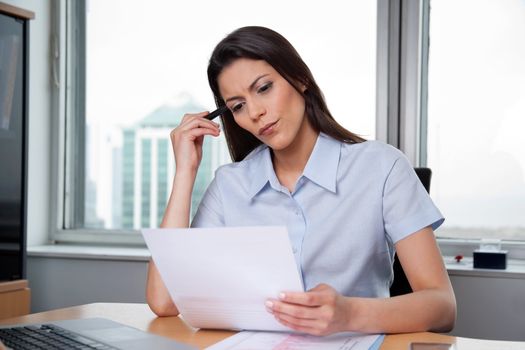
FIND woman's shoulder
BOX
[214,144,267,178]
[341,139,405,161]
[335,138,410,179]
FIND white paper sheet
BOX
[205,331,383,350]
[142,226,304,331]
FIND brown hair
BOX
[207,26,365,162]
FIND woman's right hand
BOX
[170,111,221,175]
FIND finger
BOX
[170,123,219,143]
[181,111,210,122]
[274,311,321,328]
[178,120,220,135]
[195,134,204,149]
[175,128,219,145]
[267,300,317,320]
[179,118,220,132]
[275,315,326,336]
[183,127,220,141]
[278,291,325,307]
[181,112,221,129]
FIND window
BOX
[56,0,378,241]
[426,0,525,241]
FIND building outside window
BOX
[114,97,224,229]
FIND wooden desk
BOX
[0,280,30,319]
[0,303,523,349]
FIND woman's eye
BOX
[231,103,244,113]
[257,82,273,94]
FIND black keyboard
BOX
[0,324,118,350]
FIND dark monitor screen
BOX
[0,12,26,281]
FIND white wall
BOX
[448,273,525,341]
[26,255,525,341]
[5,0,52,246]
[27,256,148,312]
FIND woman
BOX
[146,26,456,336]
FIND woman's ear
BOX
[291,79,307,93]
[300,79,309,93]
[296,81,307,93]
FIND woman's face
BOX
[218,58,311,152]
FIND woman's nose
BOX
[248,100,266,121]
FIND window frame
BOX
[419,0,525,259]
[50,0,525,257]
[50,0,145,245]
[381,0,525,261]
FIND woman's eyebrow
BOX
[224,74,270,103]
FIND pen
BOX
[204,105,229,120]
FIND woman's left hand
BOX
[266,283,350,336]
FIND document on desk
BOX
[205,331,384,350]
[142,226,304,331]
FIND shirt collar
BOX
[247,133,341,198]
[302,133,340,193]
[247,145,276,198]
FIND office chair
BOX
[389,167,432,297]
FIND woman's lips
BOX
[258,120,278,136]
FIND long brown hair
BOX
[207,26,365,162]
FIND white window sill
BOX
[28,245,525,279]
[444,256,525,279]
[28,245,151,262]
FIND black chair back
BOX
[389,167,432,296]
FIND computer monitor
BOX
[0,9,29,281]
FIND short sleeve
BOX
[190,177,225,228]
[382,154,444,243]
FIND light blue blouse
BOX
[191,133,444,297]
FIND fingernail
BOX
[279,293,286,300]
[265,300,273,308]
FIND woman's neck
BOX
[271,119,319,191]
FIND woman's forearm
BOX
[346,287,456,333]
[146,172,196,316]
[160,170,197,228]
[146,261,180,316]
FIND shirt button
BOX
[292,247,298,253]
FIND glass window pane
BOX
[84,0,377,229]
[427,0,525,240]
